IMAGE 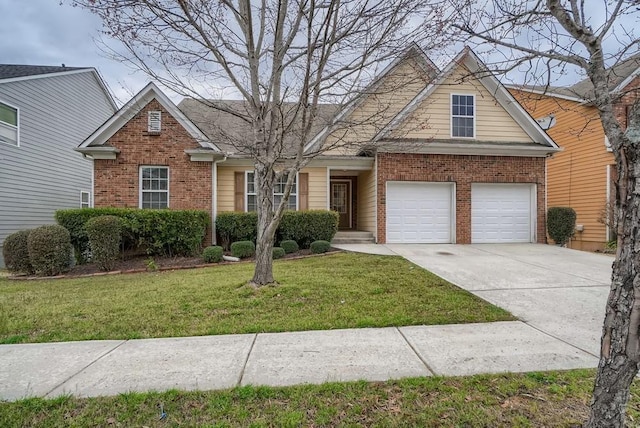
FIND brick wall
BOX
[376,153,546,244]
[94,99,212,214]
[613,76,640,129]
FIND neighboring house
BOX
[511,54,640,251]
[77,47,559,245]
[0,65,117,267]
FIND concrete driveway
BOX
[385,244,613,356]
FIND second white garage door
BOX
[472,184,535,243]
[386,182,454,243]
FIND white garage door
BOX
[386,182,454,243]
[472,184,534,243]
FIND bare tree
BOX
[67,0,446,286]
[452,0,640,425]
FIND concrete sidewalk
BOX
[0,321,597,401]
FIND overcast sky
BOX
[0,0,150,105]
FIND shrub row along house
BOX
[76,46,559,245]
[511,54,640,251]
[0,65,116,267]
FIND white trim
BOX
[139,165,170,209]
[326,167,331,210]
[604,135,613,152]
[504,84,589,104]
[91,158,95,208]
[80,190,91,209]
[450,93,476,139]
[373,156,378,243]
[79,82,220,151]
[0,98,19,147]
[612,65,640,94]
[330,179,353,229]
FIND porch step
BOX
[332,231,375,245]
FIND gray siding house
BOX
[0,66,116,267]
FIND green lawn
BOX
[0,253,512,344]
[3,370,639,427]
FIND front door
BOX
[330,181,351,229]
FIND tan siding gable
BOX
[323,56,433,154]
[392,65,533,143]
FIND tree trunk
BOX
[251,164,278,286]
[587,114,640,427]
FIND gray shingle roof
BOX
[178,99,339,155]
[0,64,88,80]
[569,54,640,99]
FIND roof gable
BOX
[374,47,558,149]
[79,82,218,151]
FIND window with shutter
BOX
[148,111,162,133]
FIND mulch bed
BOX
[7,248,341,280]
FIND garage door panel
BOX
[386,182,454,244]
[472,184,534,243]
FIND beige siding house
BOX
[79,46,559,245]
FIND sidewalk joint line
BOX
[473,284,610,292]
[520,322,600,359]
[396,327,435,376]
[237,334,257,387]
[43,339,129,398]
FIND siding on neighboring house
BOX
[393,65,534,142]
[511,89,613,250]
[216,164,327,213]
[0,71,115,267]
[356,169,376,237]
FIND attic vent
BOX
[148,111,161,133]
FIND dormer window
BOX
[451,94,475,138]
[148,111,161,133]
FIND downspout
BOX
[212,156,228,244]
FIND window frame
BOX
[0,99,20,147]
[450,93,476,139]
[139,165,170,209]
[245,170,299,212]
[80,191,91,209]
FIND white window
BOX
[0,101,19,146]
[451,94,475,138]
[148,111,161,133]
[80,191,91,209]
[246,171,297,212]
[140,166,169,209]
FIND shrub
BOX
[203,246,224,263]
[280,239,299,254]
[85,216,122,271]
[272,247,285,259]
[278,211,339,248]
[547,207,577,245]
[215,212,257,250]
[231,241,255,259]
[56,208,209,261]
[310,240,331,254]
[27,225,72,276]
[3,230,33,274]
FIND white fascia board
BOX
[75,146,120,160]
[376,141,561,157]
[79,82,221,152]
[184,149,226,162]
[612,65,640,94]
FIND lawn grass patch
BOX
[2,370,638,427]
[0,253,512,343]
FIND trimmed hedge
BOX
[56,208,210,261]
[215,211,258,250]
[215,210,338,249]
[27,225,72,276]
[231,241,255,259]
[2,230,33,275]
[86,216,122,271]
[310,240,331,254]
[203,246,223,263]
[280,240,299,254]
[272,247,285,259]
[547,207,577,245]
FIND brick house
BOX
[77,47,559,245]
[511,54,640,251]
